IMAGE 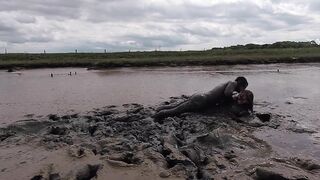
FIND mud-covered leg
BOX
[154,101,193,119]
[156,100,187,112]
[156,105,176,112]
[154,94,206,119]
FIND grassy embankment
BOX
[1,47,320,69]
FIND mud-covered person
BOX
[231,89,254,117]
[154,76,249,119]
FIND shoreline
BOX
[1,56,320,70]
[1,48,320,70]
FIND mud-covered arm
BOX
[249,94,254,113]
[249,104,254,113]
[224,81,237,97]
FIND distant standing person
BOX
[154,76,249,119]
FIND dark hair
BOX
[235,76,248,88]
[236,90,254,113]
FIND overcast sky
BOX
[0,0,319,53]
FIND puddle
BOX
[254,128,320,161]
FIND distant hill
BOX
[213,41,319,50]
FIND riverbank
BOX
[1,47,320,69]
[1,97,319,179]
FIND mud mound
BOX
[1,97,319,179]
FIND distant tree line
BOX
[212,41,319,50]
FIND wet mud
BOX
[0,96,320,180]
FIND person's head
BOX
[232,89,254,116]
[237,90,254,106]
[235,76,248,91]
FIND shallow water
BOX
[1,63,320,126]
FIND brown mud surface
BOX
[1,96,320,180]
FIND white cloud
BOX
[0,0,319,52]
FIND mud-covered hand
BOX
[232,91,239,100]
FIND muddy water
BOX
[0,64,319,125]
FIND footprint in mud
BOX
[49,126,68,135]
[76,164,102,180]
[196,130,232,149]
[31,173,61,180]
[106,152,143,167]
[256,113,271,122]
[24,114,35,118]
[30,175,44,180]
[179,146,208,166]
[68,146,88,158]
[290,157,320,171]
[48,114,60,121]
[30,164,101,180]
[0,130,15,141]
[9,120,53,134]
[253,164,317,180]
[293,96,308,100]
[87,125,99,136]
[49,173,61,180]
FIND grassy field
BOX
[1,47,320,69]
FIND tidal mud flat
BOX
[1,96,320,180]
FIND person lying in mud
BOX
[230,89,254,117]
[154,76,250,119]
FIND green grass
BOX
[1,47,320,69]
